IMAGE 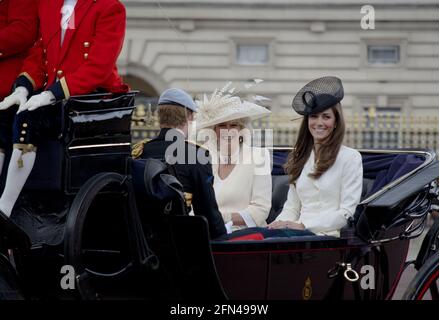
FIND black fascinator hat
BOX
[292,76,344,116]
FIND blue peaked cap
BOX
[158,88,197,112]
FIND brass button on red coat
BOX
[57,70,63,77]
[84,42,90,48]
[84,53,89,59]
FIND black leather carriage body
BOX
[22,92,136,194]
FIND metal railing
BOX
[131,105,439,150]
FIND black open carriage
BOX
[0,93,439,300]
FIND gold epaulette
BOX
[184,192,193,208]
[131,138,150,159]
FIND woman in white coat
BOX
[268,77,363,237]
[196,83,272,233]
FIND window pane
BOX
[236,44,269,65]
[367,45,400,64]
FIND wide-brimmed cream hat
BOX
[195,83,271,129]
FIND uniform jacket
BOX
[16,0,128,100]
[276,145,363,237]
[0,0,38,99]
[137,128,227,239]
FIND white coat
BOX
[276,145,363,237]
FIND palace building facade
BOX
[120,0,439,148]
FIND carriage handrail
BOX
[69,105,134,116]
[383,190,430,230]
[402,215,428,239]
[65,90,139,101]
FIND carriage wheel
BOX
[0,253,24,300]
[402,252,439,300]
[64,172,136,300]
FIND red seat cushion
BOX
[227,233,265,241]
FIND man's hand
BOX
[0,87,29,111]
[17,91,55,114]
[267,220,305,230]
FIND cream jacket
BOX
[210,143,272,231]
[276,145,363,237]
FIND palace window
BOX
[367,45,400,65]
[236,44,269,65]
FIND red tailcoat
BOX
[18,0,128,100]
[0,0,38,99]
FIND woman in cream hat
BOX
[196,83,272,233]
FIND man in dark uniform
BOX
[132,88,226,239]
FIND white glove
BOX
[17,91,56,114]
[0,87,29,111]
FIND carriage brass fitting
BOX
[327,262,360,282]
[343,263,360,282]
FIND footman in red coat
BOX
[0,0,129,220]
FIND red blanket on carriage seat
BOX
[216,227,316,241]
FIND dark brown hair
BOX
[158,104,193,128]
[284,103,345,184]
